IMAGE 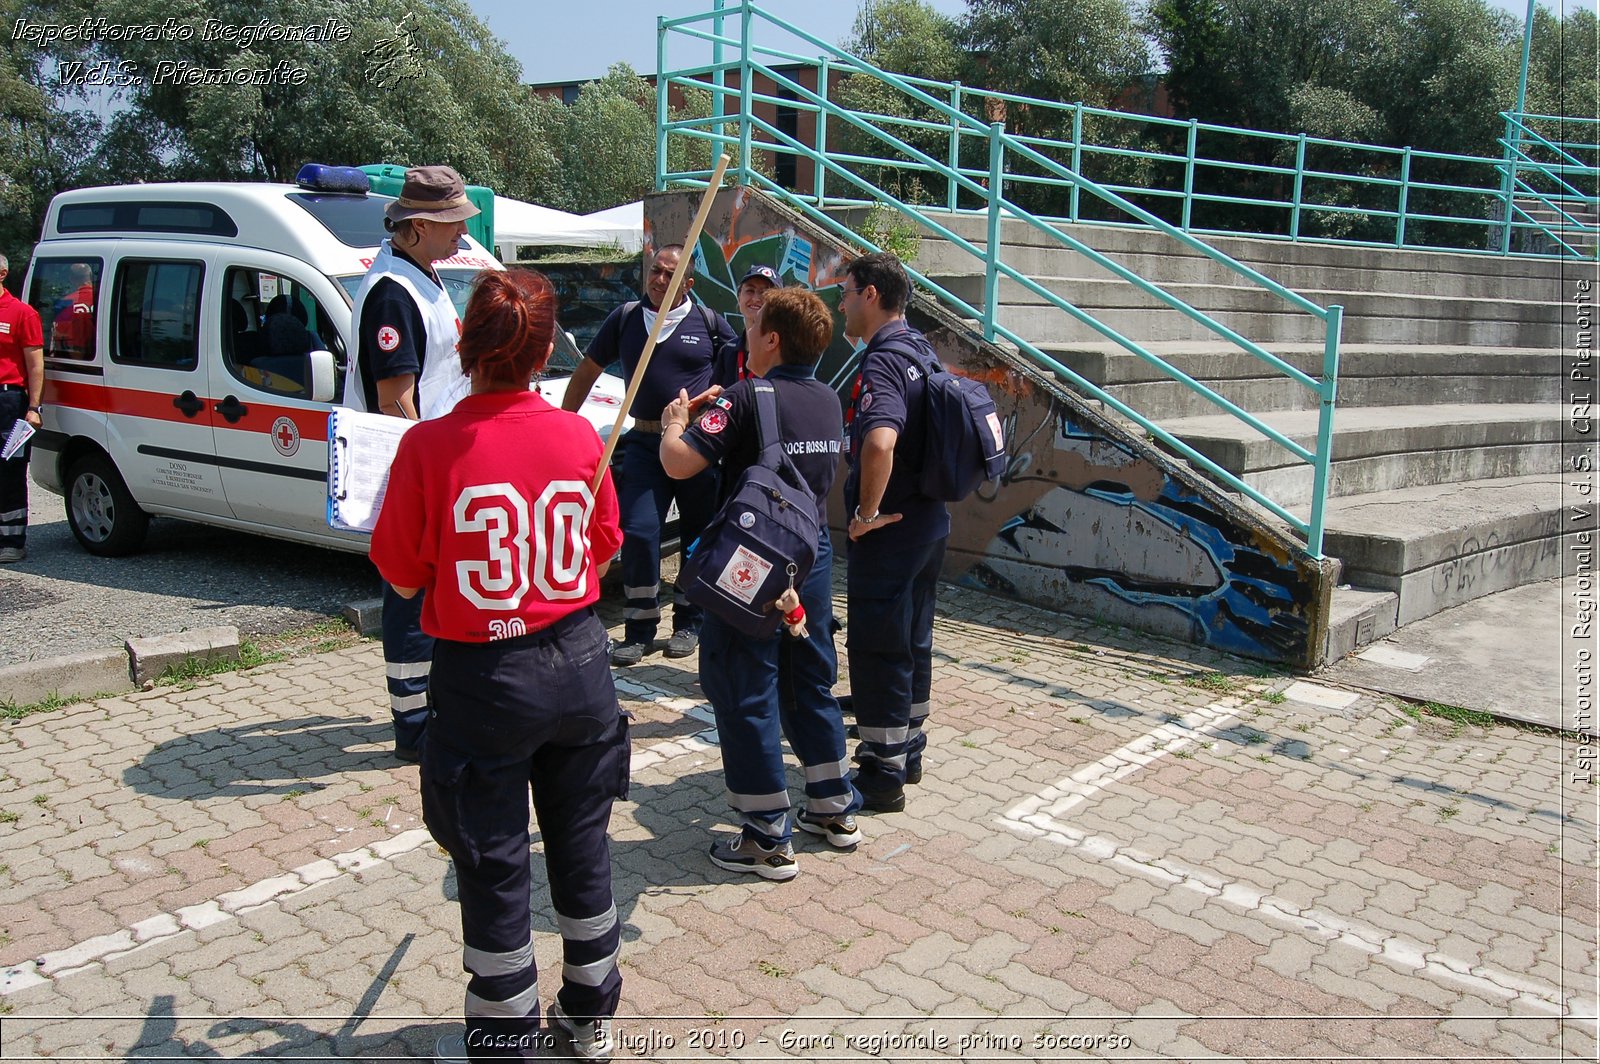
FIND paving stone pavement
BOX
[0,582,1595,1061]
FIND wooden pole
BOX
[592,152,732,495]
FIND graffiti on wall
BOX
[645,188,1325,664]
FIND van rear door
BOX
[102,249,233,520]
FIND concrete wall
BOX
[644,187,1336,667]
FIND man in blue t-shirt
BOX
[562,244,736,665]
[839,252,950,814]
[660,285,863,880]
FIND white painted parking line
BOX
[1355,645,1432,672]
[1001,813,1598,1028]
[1003,700,1242,825]
[2,830,437,995]
[1282,680,1363,710]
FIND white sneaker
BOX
[550,1000,614,1062]
[434,1032,468,1064]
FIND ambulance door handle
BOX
[173,391,203,419]
[214,395,249,424]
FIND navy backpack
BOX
[878,335,1007,502]
[680,380,820,638]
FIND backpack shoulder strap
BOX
[751,378,782,470]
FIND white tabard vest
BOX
[345,240,470,420]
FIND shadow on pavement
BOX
[123,715,391,799]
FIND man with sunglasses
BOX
[563,244,736,667]
[838,252,948,814]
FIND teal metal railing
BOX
[1498,112,1600,258]
[656,1,1343,557]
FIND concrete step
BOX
[960,296,1561,348]
[1037,343,1561,418]
[1323,585,1399,663]
[933,274,1563,348]
[915,241,1572,305]
[1156,403,1564,506]
[1307,473,1567,628]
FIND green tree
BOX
[831,0,964,208]
[525,63,716,215]
[81,0,540,192]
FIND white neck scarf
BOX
[641,298,693,341]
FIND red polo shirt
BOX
[370,390,622,642]
[0,289,44,388]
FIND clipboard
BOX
[1,419,35,462]
[327,408,415,533]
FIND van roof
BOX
[40,182,499,276]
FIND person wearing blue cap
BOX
[714,264,780,387]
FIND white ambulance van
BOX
[23,170,627,556]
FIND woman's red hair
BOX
[457,268,557,388]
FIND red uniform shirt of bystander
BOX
[0,288,43,387]
[371,389,622,643]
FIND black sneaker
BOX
[394,744,420,764]
[855,781,906,813]
[610,640,647,667]
[905,762,923,785]
[709,832,798,880]
[664,629,699,658]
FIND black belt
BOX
[0,384,23,392]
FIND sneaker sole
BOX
[549,1004,613,1063]
[797,820,862,849]
[709,852,799,881]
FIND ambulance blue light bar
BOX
[295,164,371,194]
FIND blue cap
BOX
[739,264,780,287]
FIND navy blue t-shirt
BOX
[843,319,951,546]
[585,300,736,420]
[683,364,842,528]
[356,275,430,414]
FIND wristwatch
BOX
[853,506,879,525]
[28,405,43,414]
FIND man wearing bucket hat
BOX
[345,164,480,763]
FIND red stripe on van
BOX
[47,379,330,442]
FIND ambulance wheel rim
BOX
[70,473,115,542]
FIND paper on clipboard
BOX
[327,408,415,533]
[2,419,36,461]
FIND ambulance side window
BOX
[221,267,344,401]
[113,260,202,369]
[28,258,103,362]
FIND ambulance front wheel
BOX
[66,454,150,557]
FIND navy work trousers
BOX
[700,532,862,844]
[421,608,629,1062]
[0,391,30,549]
[381,583,433,750]
[846,534,946,790]
[616,431,718,645]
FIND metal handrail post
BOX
[712,0,726,129]
[1291,134,1307,239]
[1069,104,1084,222]
[1499,112,1520,254]
[1307,305,1344,559]
[948,81,963,211]
[1182,119,1198,231]
[984,121,1005,342]
[1395,148,1413,246]
[656,17,669,190]
[739,1,753,184]
[815,55,829,205]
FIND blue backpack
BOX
[878,335,1007,502]
[680,380,820,638]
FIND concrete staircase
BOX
[914,214,1567,663]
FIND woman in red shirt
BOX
[371,269,625,1063]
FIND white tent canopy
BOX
[493,195,643,257]
[580,201,644,253]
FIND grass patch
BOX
[0,689,116,721]
[0,811,19,824]
[1183,672,1245,695]
[1262,690,1287,705]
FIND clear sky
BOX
[464,0,1588,86]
